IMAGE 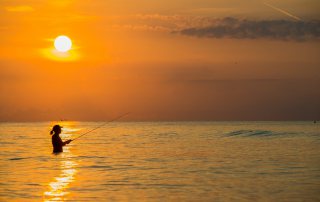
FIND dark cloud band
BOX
[178,17,320,41]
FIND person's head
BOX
[50,125,62,135]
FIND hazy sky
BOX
[1,0,320,121]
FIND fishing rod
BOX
[72,112,130,141]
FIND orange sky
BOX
[1,0,320,121]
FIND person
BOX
[50,125,72,153]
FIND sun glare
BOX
[54,35,72,52]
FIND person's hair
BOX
[50,125,61,135]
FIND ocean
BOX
[0,122,319,201]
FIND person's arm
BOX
[62,139,72,145]
[58,136,72,146]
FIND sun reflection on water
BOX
[44,124,79,201]
[43,157,77,201]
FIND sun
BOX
[54,35,72,52]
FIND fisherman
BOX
[50,125,72,153]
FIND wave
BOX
[225,130,296,137]
[8,157,31,161]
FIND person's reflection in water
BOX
[50,125,72,153]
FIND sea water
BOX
[0,122,319,201]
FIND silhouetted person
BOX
[50,125,72,153]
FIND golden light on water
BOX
[43,124,79,201]
[43,159,77,201]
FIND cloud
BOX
[112,14,320,41]
[112,24,171,32]
[178,17,320,41]
[132,14,216,29]
[5,5,34,12]
[111,14,218,32]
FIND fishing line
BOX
[72,112,130,141]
